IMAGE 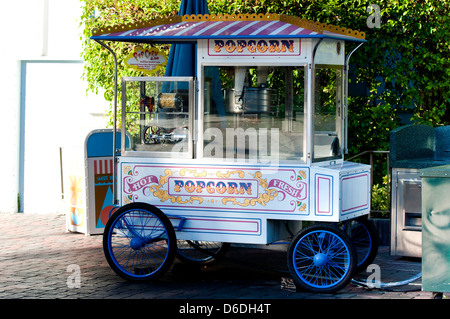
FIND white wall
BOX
[0,0,109,213]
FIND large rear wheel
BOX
[342,217,379,273]
[103,203,176,281]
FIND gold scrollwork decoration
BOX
[179,169,207,177]
[216,170,245,178]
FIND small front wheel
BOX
[287,224,356,293]
[103,203,176,281]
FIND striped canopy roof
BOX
[91,13,366,43]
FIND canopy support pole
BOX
[94,40,119,206]
[307,38,323,162]
[343,42,364,154]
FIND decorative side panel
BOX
[119,161,310,218]
[315,174,333,216]
[341,173,370,215]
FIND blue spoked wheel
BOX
[103,203,176,281]
[342,217,379,274]
[288,224,356,293]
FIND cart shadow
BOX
[169,247,289,284]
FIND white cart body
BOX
[92,14,369,245]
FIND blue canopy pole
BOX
[164,0,225,117]
[164,0,210,78]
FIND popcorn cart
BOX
[91,13,377,293]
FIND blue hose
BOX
[351,272,422,289]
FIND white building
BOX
[0,0,108,214]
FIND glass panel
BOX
[122,78,192,156]
[202,66,305,163]
[313,67,343,162]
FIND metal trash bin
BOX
[420,164,450,293]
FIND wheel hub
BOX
[313,253,329,267]
[130,237,144,250]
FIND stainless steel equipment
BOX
[224,88,244,113]
[242,87,278,113]
[224,87,278,114]
[391,168,422,257]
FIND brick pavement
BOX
[0,212,445,303]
